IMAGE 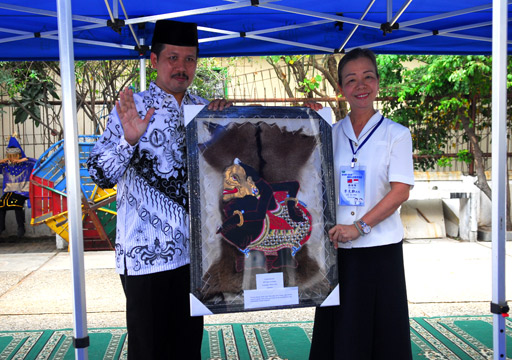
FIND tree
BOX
[265,55,348,120]
[0,57,230,139]
[190,57,233,100]
[73,60,140,135]
[0,61,62,140]
[267,53,512,223]
[377,54,512,228]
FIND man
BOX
[87,20,231,359]
[0,136,35,238]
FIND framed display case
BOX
[185,106,338,315]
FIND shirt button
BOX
[351,211,355,216]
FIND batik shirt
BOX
[87,82,209,275]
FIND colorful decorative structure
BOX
[30,135,116,250]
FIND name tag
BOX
[339,166,365,206]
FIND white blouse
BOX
[332,111,415,248]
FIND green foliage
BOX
[376,55,407,95]
[270,55,306,66]
[299,74,323,93]
[0,57,231,137]
[190,58,233,99]
[265,55,321,96]
[0,62,60,126]
[13,78,59,125]
[378,54,510,171]
[436,150,474,169]
[264,54,347,119]
[437,156,453,168]
[456,149,474,164]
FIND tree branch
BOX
[459,112,491,200]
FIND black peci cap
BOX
[151,20,198,49]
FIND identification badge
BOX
[339,166,365,206]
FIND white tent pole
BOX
[122,0,267,26]
[491,0,508,357]
[390,0,413,27]
[56,0,89,359]
[338,0,376,52]
[140,37,146,92]
[113,0,119,18]
[0,2,105,24]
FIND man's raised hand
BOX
[116,88,155,146]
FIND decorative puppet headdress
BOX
[233,158,261,181]
[6,136,26,158]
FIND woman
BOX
[309,48,414,359]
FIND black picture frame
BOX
[185,106,338,315]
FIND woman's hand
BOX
[328,224,360,249]
[304,101,323,111]
[208,99,233,111]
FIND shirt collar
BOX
[342,110,382,141]
[148,81,193,104]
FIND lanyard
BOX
[349,115,384,168]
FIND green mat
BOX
[0,316,511,359]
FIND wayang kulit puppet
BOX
[217,158,313,270]
[195,118,333,305]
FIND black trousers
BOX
[0,208,25,231]
[120,265,204,360]
[309,241,412,360]
[0,193,27,232]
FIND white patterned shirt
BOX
[87,82,208,275]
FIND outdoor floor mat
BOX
[411,316,512,360]
[0,316,510,359]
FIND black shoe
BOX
[17,227,25,238]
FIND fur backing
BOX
[196,118,331,303]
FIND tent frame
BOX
[3,0,508,358]
[0,1,509,55]
[57,1,88,359]
[491,0,508,358]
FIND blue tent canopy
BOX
[0,0,508,61]
[1,1,509,359]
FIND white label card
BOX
[244,287,299,310]
[256,272,284,290]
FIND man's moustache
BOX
[172,73,189,80]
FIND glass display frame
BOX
[185,106,338,316]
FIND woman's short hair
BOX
[337,48,379,86]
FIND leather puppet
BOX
[217,158,313,271]
[197,120,330,302]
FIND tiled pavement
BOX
[0,237,511,331]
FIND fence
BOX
[0,101,507,176]
[0,55,509,176]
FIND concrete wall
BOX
[4,170,498,243]
[402,171,503,241]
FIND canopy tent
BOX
[0,1,508,359]
[0,0,510,60]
